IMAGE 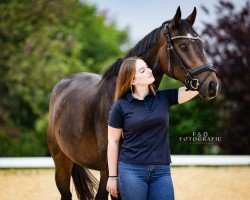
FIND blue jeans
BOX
[118,161,175,200]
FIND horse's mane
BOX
[101,20,197,80]
[102,26,162,80]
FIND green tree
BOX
[202,1,250,154]
[0,0,128,156]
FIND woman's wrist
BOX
[109,175,118,177]
[108,175,118,180]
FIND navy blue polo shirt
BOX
[108,88,179,164]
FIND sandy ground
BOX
[0,167,249,200]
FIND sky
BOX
[85,0,246,44]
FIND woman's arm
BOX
[178,86,199,104]
[107,125,122,176]
[107,125,122,198]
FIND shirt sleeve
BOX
[161,88,179,107]
[108,101,124,128]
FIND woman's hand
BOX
[106,177,119,198]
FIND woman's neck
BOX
[132,86,149,100]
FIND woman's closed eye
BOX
[140,67,148,73]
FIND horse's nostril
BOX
[209,81,217,97]
[210,81,215,89]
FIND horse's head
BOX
[158,6,220,99]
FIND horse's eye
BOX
[179,43,188,51]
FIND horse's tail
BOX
[71,163,99,200]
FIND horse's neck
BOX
[98,42,165,103]
[97,76,117,104]
[143,46,164,89]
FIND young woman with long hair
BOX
[106,57,198,200]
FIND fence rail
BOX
[0,155,249,168]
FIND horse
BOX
[47,6,220,200]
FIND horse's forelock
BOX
[178,20,199,36]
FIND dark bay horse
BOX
[47,7,220,200]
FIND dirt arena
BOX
[0,166,249,200]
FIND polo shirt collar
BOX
[126,90,154,103]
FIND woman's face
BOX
[132,59,155,86]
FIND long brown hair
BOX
[114,57,156,101]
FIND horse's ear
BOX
[170,6,181,27]
[185,7,197,26]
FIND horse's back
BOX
[50,72,101,106]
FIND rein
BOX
[163,23,217,91]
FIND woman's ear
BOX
[131,78,136,85]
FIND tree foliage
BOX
[201,0,249,154]
[0,0,128,156]
[1,0,248,156]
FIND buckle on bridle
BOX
[190,78,199,90]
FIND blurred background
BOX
[0,0,249,157]
[0,1,249,200]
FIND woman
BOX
[106,57,198,200]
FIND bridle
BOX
[163,23,217,91]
